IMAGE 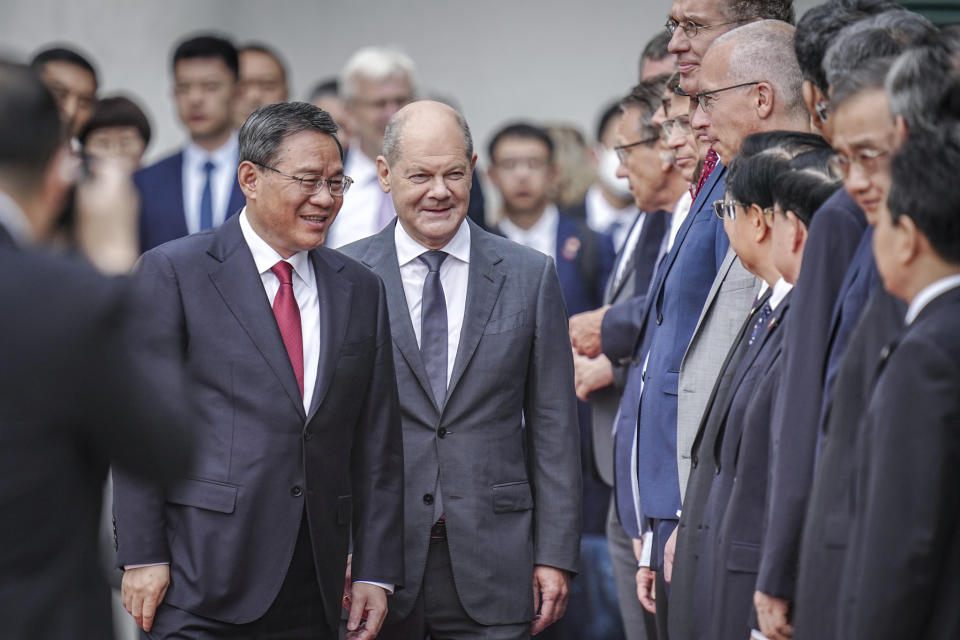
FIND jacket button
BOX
[291,486,303,497]
[303,431,312,441]
[657,313,663,325]
[423,493,434,505]
[438,427,448,439]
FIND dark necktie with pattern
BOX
[200,160,216,230]
[748,300,774,346]
[419,250,449,405]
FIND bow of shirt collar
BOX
[239,208,315,289]
[395,217,472,268]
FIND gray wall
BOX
[2,0,817,165]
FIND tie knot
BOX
[271,260,294,285]
[203,160,216,175]
[419,250,448,273]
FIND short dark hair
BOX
[0,60,65,187]
[739,130,830,159]
[29,45,98,87]
[773,150,842,226]
[238,42,288,81]
[595,101,623,143]
[640,31,672,77]
[830,56,895,111]
[172,34,239,79]
[621,74,670,135]
[722,0,795,25]
[239,101,342,166]
[488,122,554,164]
[309,78,340,103]
[794,0,903,91]
[887,124,960,264]
[887,34,960,133]
[77,95,151,147]
[728,131,831,209]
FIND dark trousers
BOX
[146,515,330,639]
[378,534,529,640]
[651,518,673,640]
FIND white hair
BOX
[339,47,417,101]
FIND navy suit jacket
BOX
[135,150,246,252]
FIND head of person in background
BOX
[234,43,288,128]
[0,60,73,243]
[309,77,352,150]
[544,124,594,210]
[30,45,98,139]
[666,0,794,95]
[340,47,416,162]
[583,101,636,241]
[655,72,700,184]
[692,20,809,165]
[885,31,960,144]
[768,148,842,283]
[793,0,905,143]
[640,31,676,80]
[171,34,239,151]
[487,122,556,228]
[77,95,151,170]
[616,74,687,214]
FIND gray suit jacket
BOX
[340,220,582,625]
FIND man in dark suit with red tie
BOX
[113,101,404,639]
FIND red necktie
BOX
[693,148,720,198]
[271,261,304,396]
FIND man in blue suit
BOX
[135,35,246,252]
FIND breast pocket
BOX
[483,310,527,335]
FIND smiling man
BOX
[113,101,405,640]
[340,100,581,640]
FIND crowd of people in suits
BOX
[1,1,959,639]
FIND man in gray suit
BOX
[340,100,581,639]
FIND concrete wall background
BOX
[2,0,817,166]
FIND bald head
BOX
[382,100,473,165]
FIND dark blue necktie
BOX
[748,300,773,346]
[199,160,216,231]
[420,251,448,406]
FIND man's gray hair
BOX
[829,56,895,112]
[239,101,342,166]
[714,20,806,121]
[381,104,473,165]
[886,38,960,133]
[340,47,417,102]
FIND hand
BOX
[74,155,140,274]
[636,567,656,613]
[531,565,570,635]
[754,591,793,640]
[345,582,388,640]
[569,306,610,358]
[121,564,170,632]
[342,553,353,611]
[573,353,614,401]
[664,526,678,584]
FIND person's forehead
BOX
[670,0,728,23]
[354,73,412,96]
[174,57,234,80]
[494,135,551,158]
[275,130,342,168]
[832,91,893,147]
[43,60,96,90]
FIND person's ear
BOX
[376,155,392,193]
[896,213,922,267]
[756,82,775,120]
[237,161,259,199]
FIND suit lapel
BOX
[207,216,306,419]
[688,247,738,346]
[306,249,352,423]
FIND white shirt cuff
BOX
[355,580,394,595]
[123,562,169,569]
[751,630,771,640]
[639,531,653,567]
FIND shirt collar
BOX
[184,132,239,170]
[239,207,313,287]
[498,204,559,241]
[0,188,32,246]
[769,277,793,311]
[395,216,472,267]
[905,273,960,324]
[345,147,378,185]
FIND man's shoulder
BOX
[134,150,184,187]
[474,223,551,269]
[337,233,376,263]
[313,244,382,289]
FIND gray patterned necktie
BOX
[419,250,449,405]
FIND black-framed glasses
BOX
[828,148,890,178]
[695,82,762,113]
[253,162,353,196]
[713,199,743,220]
[614,135,661,161]
[661,116,692,137]
[665,17,746,39]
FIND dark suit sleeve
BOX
[847,338,960,639]
[112,249,191,566]
[349,276,406,587]
[601,295,647,363]
[524,257,582,572]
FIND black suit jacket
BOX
[113,214,404,630]
[837,285,960,639]
[0,242,192,639]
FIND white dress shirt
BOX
[498,204,558,260]
[584,184,639,251]
[0,188,31,246]
[395,219,471,386]
[182,133,240,234]
[769,277,793,311]
[905,273,960,325]
[325,149,384,249]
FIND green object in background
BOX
[900,0,960,25]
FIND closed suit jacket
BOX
[112,214,404,631]
[340,219,582,625]
[134,150,246,252]
[0,239,192,639]
[837,286,960,640]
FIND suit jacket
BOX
[340,220,582,625]
[592,210,669,486]
[135,150,246,252]
[837,285,960,640]
[0,241,192,640]
[792,284,904,639]
[756,187,866,599]
[112,214,404,631]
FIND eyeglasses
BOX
[713,199,743,220]
[254,162,353,196]
[493,157,550,172]
[614,135,661,161]
[828,148,890,178]
[665,18,746,39]
[694,82,762,113]
[661,116,692,138]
